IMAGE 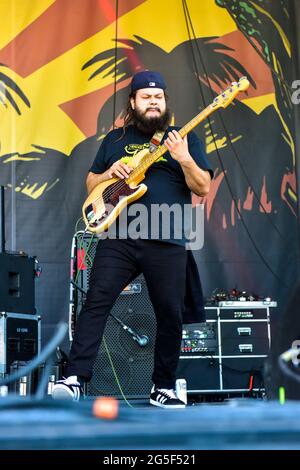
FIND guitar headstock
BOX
[212,77,250,109]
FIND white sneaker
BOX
[150,386,186,409]
[51,376,83,401]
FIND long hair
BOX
[113,91,136,142]
[122,91,137,132]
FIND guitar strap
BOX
[149,130,165,153]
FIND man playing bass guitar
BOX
[52,70,213,408]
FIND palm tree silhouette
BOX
[0,63,66,202]
[0,64,30,115]
[82,35,255,133]
[83,35,255,86]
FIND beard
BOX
[132,106,171,135]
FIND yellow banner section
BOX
[0,0,55,50]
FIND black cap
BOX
[131,70,167,93]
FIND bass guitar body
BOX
[82,149,148,233]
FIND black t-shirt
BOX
[89,125,213,246]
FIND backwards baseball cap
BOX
[130,70,167,93]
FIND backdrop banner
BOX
[0,0,298,345]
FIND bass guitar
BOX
[83,76,249,233]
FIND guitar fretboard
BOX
[124,77,249,183]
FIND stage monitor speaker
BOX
[0,253,35,314]
[264,281,300,400]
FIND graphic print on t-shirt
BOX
[120,142,167,164]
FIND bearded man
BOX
[52,70,213,408]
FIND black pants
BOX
[67,238,187,388]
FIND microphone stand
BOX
[71,280,149,347]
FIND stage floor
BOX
[0,396,300,450]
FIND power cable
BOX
[113,0,119,129]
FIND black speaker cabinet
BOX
[0,253,35,314]
[87,274,157,398]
